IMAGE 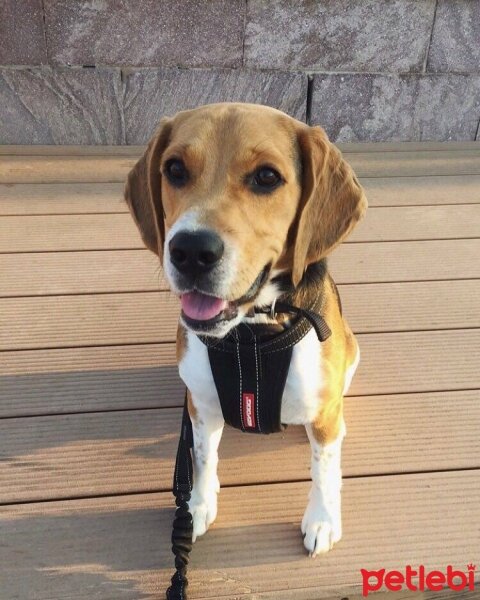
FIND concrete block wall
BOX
[1,0,479,144]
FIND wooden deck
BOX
[0,142,479,600]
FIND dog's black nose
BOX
[169,230,224,275]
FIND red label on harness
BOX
[242,392,256,429]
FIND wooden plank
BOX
[1,239,480,297]
[0,329,478,416]
[0,141,477,156]
[339,279,480,333]
[346,151,480,177]
[0,141,479,158]
[0,472,478,599]
[0,390,478,503]
[338,140,480,153]
[220,590,480,600]
[0,292,179,350]
[1,151,479,184]
[2,176,479,217]
[350,205,480,242]
[1,279,479,351]
[0,214,142,252]
[0,183,125,215]
[355,329,480,397]
[360,175,480,207]
[0,344,182,417]
[0,145,144,156]
[2,204,479,252]
[329,238,480,284]
[0,249,162,297]
[0,342,177,377]
[0,156,137,184]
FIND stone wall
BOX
[1,0,479,144]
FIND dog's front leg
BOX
[301,421,345,556]
[188,393,224,541]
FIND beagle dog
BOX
[125,103,367,557]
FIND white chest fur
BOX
[179,328,324,424]
[280,327,324,423]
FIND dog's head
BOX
[125,103,367,337]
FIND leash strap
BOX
[166,394,194,600]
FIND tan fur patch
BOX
[177,324,196,421]
[292,127,367,285]
[176,322,188,363]
[187,389,197,421]
[344,321,358,370]
[311,277,351,445]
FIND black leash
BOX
[166,301,331,599]
[166,395,194,600]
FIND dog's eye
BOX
[251,167,283,193]
[164,159,189,187]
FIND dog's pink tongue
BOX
[181,291,227,321]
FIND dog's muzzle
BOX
[168,228,272,333]
[180,264,271,333]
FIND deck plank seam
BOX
[2,325,479,353]
[0,385,479,420]
[1,467,479,509]
[2,235,480,255]
[3,276,480,299]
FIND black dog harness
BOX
[166,298,331,599]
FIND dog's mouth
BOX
[180,265,270,333]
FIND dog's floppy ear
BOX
[292,126,367,286]
[124,118,172,257]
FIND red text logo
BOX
[361,564,476,596]
[242,392,256,429]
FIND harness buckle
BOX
[270,298,277,320]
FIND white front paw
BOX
[301,495,342,557]
[188,486,218,542]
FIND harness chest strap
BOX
[204,334,292,434]
[166,300,331,599]
[202,301,330,434]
